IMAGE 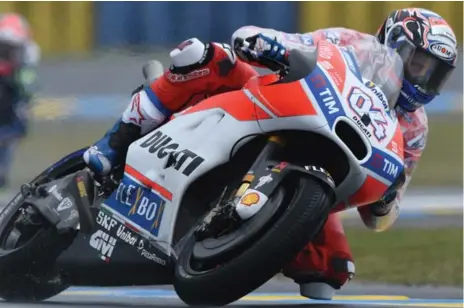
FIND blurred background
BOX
[0,1,462,288]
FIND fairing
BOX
[97,39,405,261]
[246,39,405,206]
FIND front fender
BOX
[251,160,335,196]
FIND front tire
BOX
[174,175,335,306]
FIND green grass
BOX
[7,115,463,189]
[345,227,463,287]
[411,115,463,187]
[10,120,110,189]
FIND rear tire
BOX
[174,175,335,306]
[0,270,69,301]
[0,149,87,301]
[0,227,76,301]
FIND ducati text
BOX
[139,131,205,176]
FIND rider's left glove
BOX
[368,190,397,216]
[235,34,289,70]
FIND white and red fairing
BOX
[102,39,405,256]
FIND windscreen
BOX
[342,38,405,110]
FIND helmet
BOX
[0,13,31,65]
[376,8,457,112]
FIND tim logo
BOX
[89,230,117,263]
[348,87,388,141]
[370,153,400,179]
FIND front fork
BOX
[234,135,286,200]
[195,135,287,239]
[234,134,336,221]
[196,134,336,238]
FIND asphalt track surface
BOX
[0,279,462,308]
[0,198,461,308]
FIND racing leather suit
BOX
[232,25,428,299]
[83,38,258,175]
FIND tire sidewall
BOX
[0,192,25,238]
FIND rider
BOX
[83,38,258,175]
[0,13,40,188]
[230,8,457,299]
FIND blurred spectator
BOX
[0,13,40,189]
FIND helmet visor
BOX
[397,40,455,95]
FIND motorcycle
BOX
[0,40,406,306]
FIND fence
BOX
[0,1,461,54]
[0,1,461,116]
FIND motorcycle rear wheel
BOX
[0,228,74,301]
[0,149,86,301]
[174,175,335,306]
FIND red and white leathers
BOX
[232,25,428,298]
[83,38,259,175]
[123,38,258,134]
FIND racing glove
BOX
[358,192,399,232]
[357,170,406,232]
[235,34,289,71]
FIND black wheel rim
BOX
[186,182,296,274]
[0,204,46,253]
[4,227,20,250]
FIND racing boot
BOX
[84,59,166,175]
[282,214,355,300]
[83,118,141,175]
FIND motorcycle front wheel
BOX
[174,174,335,306]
